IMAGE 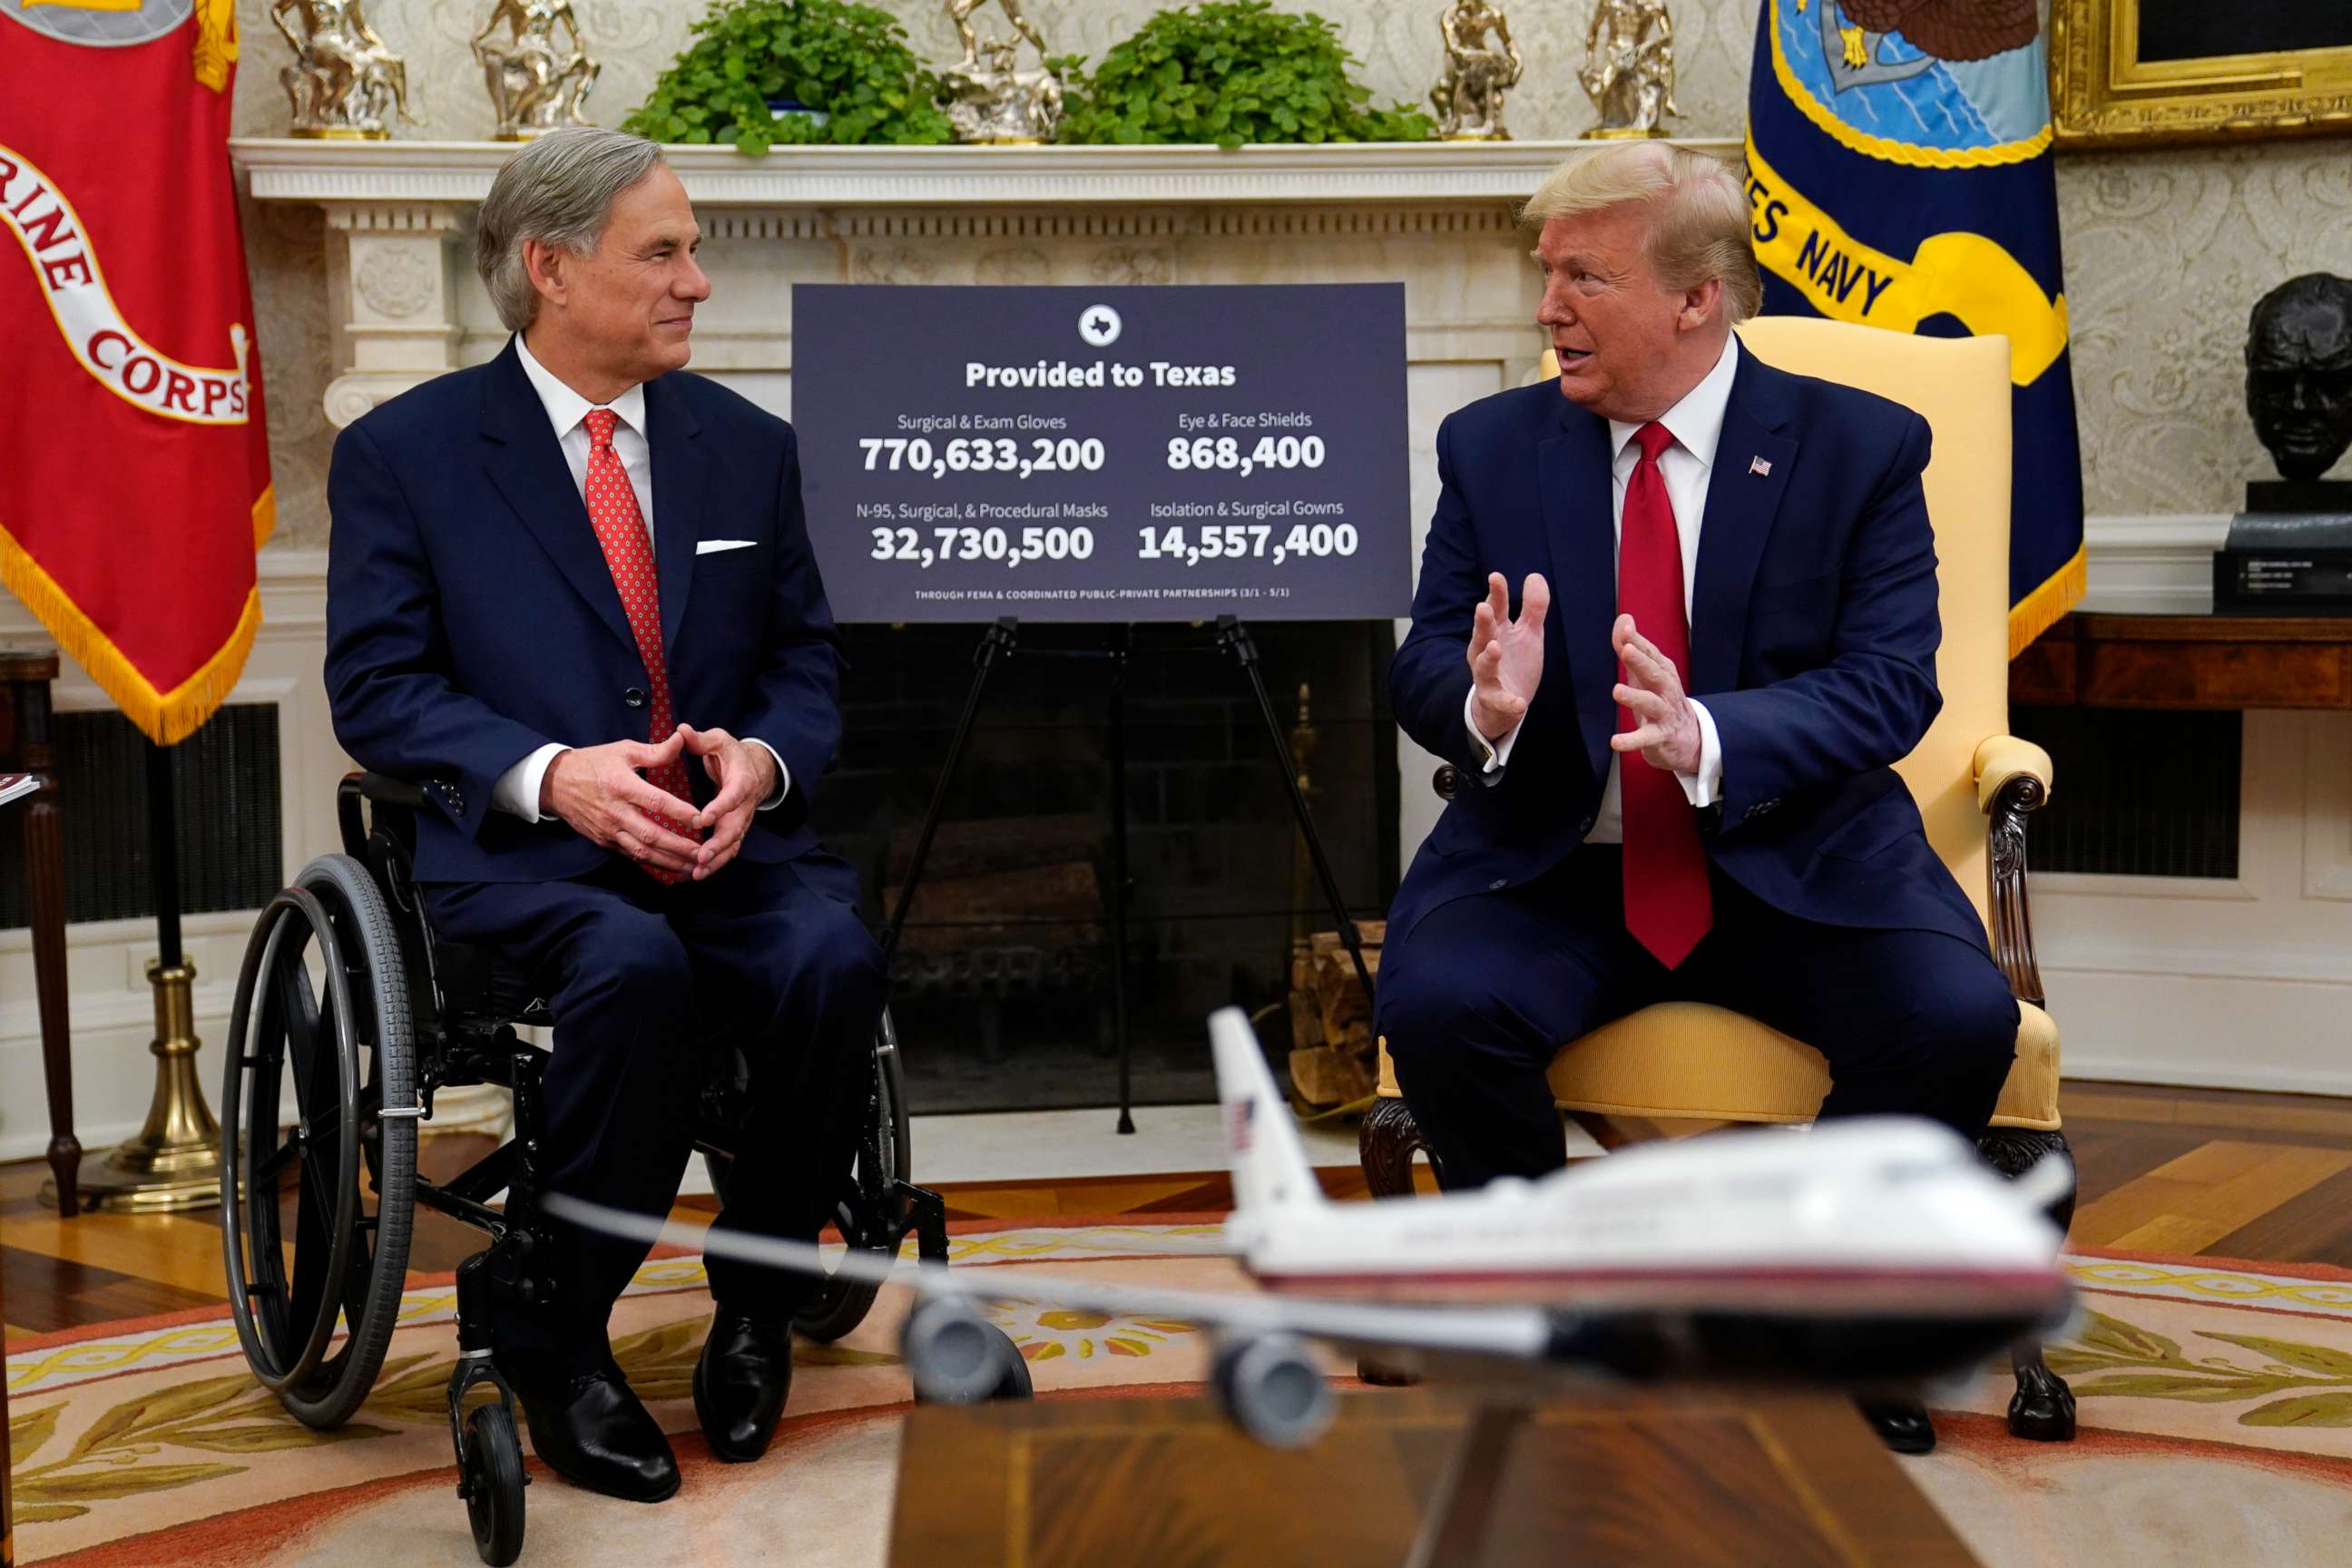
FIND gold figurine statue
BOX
[937,0,1063,144]
[1580,0,1678,139]
[946,0,1045,70]
[272,0,420,140]
[941,34,1065,143]
[472,0,601,141]
[1429,0,1524,142]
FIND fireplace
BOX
[813,619,1398,1113]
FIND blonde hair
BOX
[1522,143,1762,323]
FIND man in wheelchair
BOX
[321,127,877,1502]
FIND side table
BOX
[2,652,78,1217]
[2012,612,2352,710]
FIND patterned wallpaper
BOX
[230,0,2349,546]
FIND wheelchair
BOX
[216,773,1027,1565]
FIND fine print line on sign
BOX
[792,284,1412,624]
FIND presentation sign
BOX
[792,284,1411,623]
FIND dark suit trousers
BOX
[1377,847,2020,1190]
[423,854,883,1366]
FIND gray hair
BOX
[475,128,666,334]
[1522,143,1763,324]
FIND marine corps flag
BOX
[0,0,271,742]
[1744,0,2083,654]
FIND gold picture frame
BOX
[2050,0,2352,147]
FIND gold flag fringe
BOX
[2008,543,2085,661]
[0,484,271,746]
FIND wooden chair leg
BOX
[1976,1125,2078,1441]
[1358,1094,1429,1199]
[1357,1097,1432,1386]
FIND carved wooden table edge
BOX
[2012,612,2352,710]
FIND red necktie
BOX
[583,407,695,881]
[1618,421,1712,967]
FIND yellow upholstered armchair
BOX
[1362,317,2074,1441]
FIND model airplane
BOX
[548,1006,2074,1451]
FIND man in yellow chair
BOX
[1378,142,2019,1454]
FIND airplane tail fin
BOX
[1209,1006,1325,1212]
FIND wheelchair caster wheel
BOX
[461,1402,527,1566]
[905,1302,1033,1405]
[986,1327,1033,1402]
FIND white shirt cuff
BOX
[494,741,570,823]
[1677,700,1723,808]
[748,739,790,810]
[1464,686,1524,773]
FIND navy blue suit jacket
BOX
[1387,345,1985,951]
[325,340,846,887]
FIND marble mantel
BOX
[231,136,1741,209]
[230,138,1739,429]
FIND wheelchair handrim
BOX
[220,887,364,1395]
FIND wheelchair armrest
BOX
[337,772,429,861]
[356,772,431,810]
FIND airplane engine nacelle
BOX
[902,1296,1024,1405]
[1210,1332,1332,1450]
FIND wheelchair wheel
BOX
[220,854,417,1430]
[461,1402,527,1567]
[794,1007,912,1343]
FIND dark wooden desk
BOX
[891,1389,1977,1567]
[2013,613,2352,710]
[2,652,78,1219]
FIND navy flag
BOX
[1744,0,2083,654]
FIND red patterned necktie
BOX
[1618,420,1712,967]
[582,407,695,881]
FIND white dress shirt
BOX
[492,333,789,822]
[1466,332,1738,843]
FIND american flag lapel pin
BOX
[1749,455,1772,477]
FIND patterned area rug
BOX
[11,1227,2352,1566]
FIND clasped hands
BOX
[540,724,773,880]
[1467,571,1702,774]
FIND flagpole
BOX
[67,738,223,1212]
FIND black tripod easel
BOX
[881,615,1377,1133]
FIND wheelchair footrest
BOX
[878,1179,951,1265]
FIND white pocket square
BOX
[696,538,757,555]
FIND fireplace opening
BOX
[811,620,1399,1115]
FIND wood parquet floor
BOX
[9,1080,2352,1343]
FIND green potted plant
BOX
[1057,0,1434,149]
[623,0,955,154]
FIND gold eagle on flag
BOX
[1802,0,2037,83]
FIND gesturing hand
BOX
[541,730,704,876]
[1467,572,1550,742]
[678,725,777,882]
[1609,613,1702,774]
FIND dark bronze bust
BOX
[2246,273,2352,482]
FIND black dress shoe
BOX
[1857,1396,1937,1455]
[508,1364,681,1502]
[695,1309,794,1463]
